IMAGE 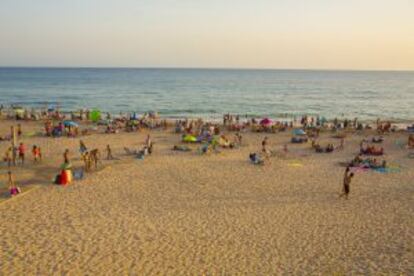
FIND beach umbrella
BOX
[90,109,101,122]
[293,129,307,136]
[183,135,198,143]
[260,118,273,126]
[63,120,79,127]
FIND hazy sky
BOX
[1,0,413,69]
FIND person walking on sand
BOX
[340,167,354,200]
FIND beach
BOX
[0,118,413,275]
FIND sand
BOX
[0,120,413,275]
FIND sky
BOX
[0,0,413,70]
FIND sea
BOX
[0,67,413,121]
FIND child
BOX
[18,142,26,165]
[8,171,21,196]
[32,145,42,162]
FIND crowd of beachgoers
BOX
[1,104,414,200]
[1,105,413,275]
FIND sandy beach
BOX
[0,119,413,275]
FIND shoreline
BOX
[2,105,413,127]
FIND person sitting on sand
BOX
[219,135,232,148]
[325,143,334,153]
[339,167,354,200]
[106,144,114,160]
[312,140,324,153]
[368,159,387,169]
[173,145,191,152]
[8,171,21,196]
[32,145,42,162]
[372,136,384,143]
[349,154,363,167]
[408,134,414,149]
[249,153,264,165]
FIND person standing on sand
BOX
[106,144,114,160]
[4,147,13,167]
[262,137,269,154]
[17,124,22,137]
[63,149,70,163]
[32,145,41,162]
[340,167,354,199]
[18,142,25,165]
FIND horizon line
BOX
[0,65,413,72]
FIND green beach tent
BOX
[90,109,101,122]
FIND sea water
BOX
[0,68,413,121]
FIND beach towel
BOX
[73,169,84,180]
[373,167,401,174]
[288,162,303,167]
[349,166,370,173]
[287,160,303,167]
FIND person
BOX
[339,167,354,199]
[261,137,269,154]
[17,124,22,137]
[79,140,88,156]
[63,149,70,163]
[4,147,13,167]
[32,145,42,162]
[337,138,345,150]
[283,144,289,153]
[408,134,414,149]
[18,142,25,165]
[106,144,114,160]
[8,171,21,196]
[145,134,153,154]
[249,153,264,165]
[59,158,73,185]
[235,132,243,146]
[325,143,334,153]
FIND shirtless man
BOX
[106,144,114,160]
[340,167,354,199]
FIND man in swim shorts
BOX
[340,167,354,200]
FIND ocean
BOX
[0,67,413,121]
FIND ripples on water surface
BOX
[0,68,413,121]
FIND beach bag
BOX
[54,174,61,184]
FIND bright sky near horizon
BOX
[0,0,413,70]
